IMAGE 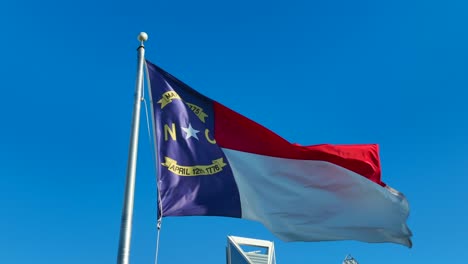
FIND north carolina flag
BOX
[146,60,412,247]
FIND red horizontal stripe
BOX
[213,102,383,186]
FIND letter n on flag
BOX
[145,60,412,247]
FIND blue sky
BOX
[1,0,467,263]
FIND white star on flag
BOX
[181,123,200,140]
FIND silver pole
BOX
[117,32,148,264]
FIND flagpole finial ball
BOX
[138,32,148,42]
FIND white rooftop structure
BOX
[226,236,276,264]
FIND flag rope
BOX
[143,61,164,220]
[154,218,162,264]
[142,84,164,264]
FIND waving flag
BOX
[146,60,412,247]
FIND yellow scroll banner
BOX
[185,103,208,123]
[158,91,209,123]
[161,157,226,176]
[157,91,181,109]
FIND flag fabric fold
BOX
[146,60,412,247]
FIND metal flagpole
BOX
[116,32,148,264]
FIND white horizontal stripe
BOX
[222,148,412,247]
